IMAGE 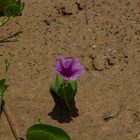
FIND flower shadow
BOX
[48,90,79,123]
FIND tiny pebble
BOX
[19,63,22,66]
[88,28,92,32]
[92,45,96,49]
[103,114,114,121]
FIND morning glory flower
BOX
[51,57,84,110]
[53,57,84,81]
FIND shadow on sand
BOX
[48,90,79,123]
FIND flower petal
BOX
[60,57,74,69]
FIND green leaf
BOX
[69,81,77,91]
[26,124,71,140]
[56,82,77,110]
[50,75,64,93]
[4,4,21,17]
[65,83,77,100]
[0,79,5,96]
[50,76,77,110]
[0,0,22,16]
[0,79,5,114]
[56,82,76,101]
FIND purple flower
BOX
[53,57,84,81]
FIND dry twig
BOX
[0,31,22,43]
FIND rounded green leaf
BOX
[26,124,71,140]
[4,4,20,17]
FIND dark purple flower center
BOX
[60,59,74,77]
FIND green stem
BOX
[37,115,43,124]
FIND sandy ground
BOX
[0,0,140,140]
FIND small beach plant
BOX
[51,57,84,110]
